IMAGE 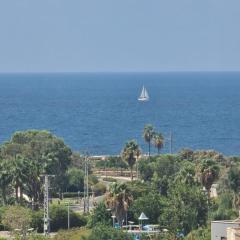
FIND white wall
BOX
[211,221,240,240]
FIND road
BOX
[66,194,105,212]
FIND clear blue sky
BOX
[0,0,240,72]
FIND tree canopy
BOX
[0,130,72,207]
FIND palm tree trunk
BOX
[207,189,211,205]
[15,185,19,203]
[2,187,7,205]
[59,189,63,200]
[131,167,133,182]
[233,192,237,209]
[33,183,39,210]
[20,187,23,204]
[148,141,151,157]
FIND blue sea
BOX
[0,72,240,156]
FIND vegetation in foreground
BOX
[0,126,239,239]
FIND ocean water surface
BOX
[0,72,239,156]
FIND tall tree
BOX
[200,159,220,201]
[0,159,12,205]
[228,166,240,208]
[152,132,164,154]
[121,140,141,181]
[105,183,132,226]
[11,155,28,204]
[2,206,32,240]
[0,130,72,209]
[175,161,196,185]
[130,192,165,224]
[143,124,154,156]
[160,180,208,237]
[88,202,112,227]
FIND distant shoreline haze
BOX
[0,72,239,155]
[1,71,240,74]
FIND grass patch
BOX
[53,228,91,240]
[51,198,81,205]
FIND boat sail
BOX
[138,86,149,101]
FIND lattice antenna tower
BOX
[83,151,90,213]
[41,174,55,236]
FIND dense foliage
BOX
[87,202,111,228]
[86,224,133,240]
[2,205,32,238]
[95,156,128,169]
[0,128,240,240]
[0,130,72,207]
[121,140,141,181]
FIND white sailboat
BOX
[138,86,149,101]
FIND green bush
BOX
[31,210,44,232]
[87,202,111,228]
[212,208,237,220]
[2,205,32,237]
[52,192,83,198]
[28,234,48,240]
[95,156,128,169]
[0,206,7,231]
[89,175,98,185]
[50,205,87,232]
[125,181,150,199]
[102,177,117,182]
[53,228,91,240]
[63,192,81,198]
[130,192,165,223]
[92,183,106,196]
[184,226,211,240]
[86,224,133,240]
[66,168,84,192]
[31,205,87,232]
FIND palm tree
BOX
[153,132,164,154]
[105,183,132,226]
[200,159,219,202]
[11,155,28,204]
[228,166,240,208]
[143,124,154,157]
[121,140,141,181]
[0,160,12,205]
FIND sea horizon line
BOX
[0,70,240,75]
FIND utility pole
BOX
[67,202,70,229]
[42,174,54,236]
[83,153,89,213]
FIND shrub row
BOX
[102,177,117,182]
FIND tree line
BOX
[0,130,97,208]
[121,124,164,181]
[1,127,240,239]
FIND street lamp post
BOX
[68,202,70,229]
[111,215,116,228]
[65,202,70,229]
